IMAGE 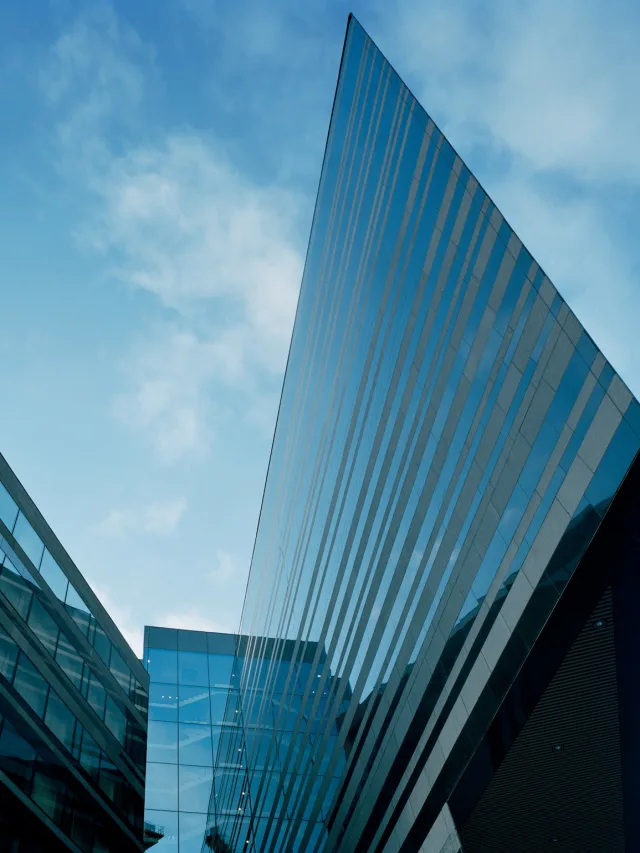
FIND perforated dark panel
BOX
[460,587,623,853]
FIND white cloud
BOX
[383,0,640,185]
[159,607,235,634]
[378,0,640,394]
[91,582,144,655]
[209,549,238,586]
[41,6,303,463]
[96,497,187,537]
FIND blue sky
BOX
[1,0,638,653]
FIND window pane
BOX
[207,654,234,687]
[145,809,178,853]
[64,583,90,614]
[178,724,214,767]
[38,551,69,602]
[44,688,77,752]
[27,596,60,657]
[146,762,178,811]
[87,673,106,718]
[149,682,179,722]
[0,483,18,531]
[179,811,210,853]
[178,764,213,813]
[0,561,34,621]
[109,647,131,694]
[13,514,44,569]
[178,651,209,686]
[14,653,48,718]
[105,695,126,745]
[178,685,211,725]
[210,688,234,725]
[0,627,18,682]
[55,635,84,691]
[147,648,178,683]
[79,729,101,781]
[147,720,178,764]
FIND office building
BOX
[143,627,349,852]
[0,453,150,852]
[163,15,637,853]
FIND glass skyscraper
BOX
[0,452,149,851]
[138,15,640,853]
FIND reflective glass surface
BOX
[210,16,639,853]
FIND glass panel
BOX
[179,812,210,853]
[109,646,131,694]
[210,688,233,724]
[105,695,126,745]
[0,483,18,531]
[44,688,77,752]
[0,561,34,621]
[27,596,60,657]
[79,729,101,782]
[147,648,178,683]
[178,764,213,812]
[64,583,90,613]
[0,626,18,682]
[146,762,179,811]
[13,653,48,718]
[145,809,179,852]
[55,635,84,691]
[178,685,211,725]
[208,653,234,687]
[178,723,214,766]
[87,673,107,719]
[147,720,178,764]
[13,514,44,569]
[38,550,69,601]
[149,682,179,722]
[178,651,209,686]
[31,766,66,824]
[93,624,112,666]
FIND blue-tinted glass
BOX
[146,762,178,811]
[576,331,597,366]
[87,673,107,718]
[0,484,18,532]
[178,651,209,686]
[149,682,179,722]
[179,685,211,725]
[14,653,49,717]
[178,723,214,766]
[599,362,615,389]
[148,648,178,684]
[145,809,178,853]
[44,689,76,752]
[585,419,639,514]
[27,596,60,656]
[105,695,127,744]
[147,720,178,764]
[0,626,18,681]
[38,550,69,601]
[79,729,101,781]
[178,764,213,812]
[12,514,44,569]
[179,811,210,852]
[64,583,89,613]
[0,561,34,620]
[208,653,234,687]
[210,688,233,724]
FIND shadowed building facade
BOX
[145,15,640,853]
[0,454,150,851]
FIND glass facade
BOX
[0,453,149,851]
[143,628,348,852]
[208,15,640,853]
